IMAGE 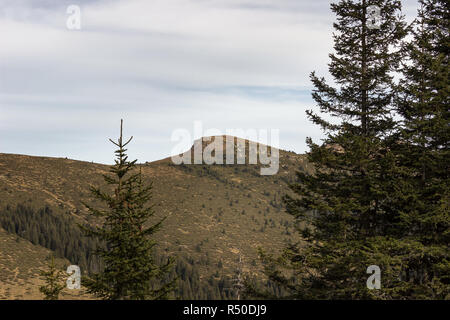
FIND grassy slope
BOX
[0,228,90,299]
[0,136,313,299]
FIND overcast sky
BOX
[0,0,419,164]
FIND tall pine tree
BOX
[392,0,449,298]
[81,120,175,300]
[249,0,410,299]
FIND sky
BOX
[0,0,419,164]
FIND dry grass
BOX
[0,136,311,299]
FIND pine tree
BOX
[391,0,449,298]
[81,120,175,300]
[252,0,410,299]
[39,255,66,300]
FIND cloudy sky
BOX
[0,0,419,164]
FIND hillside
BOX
[0,136,312,299]
[0,227,91,299]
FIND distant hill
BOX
[0,136,312,299]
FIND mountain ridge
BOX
[0,136,312,299]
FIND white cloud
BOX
[0,0,419,163]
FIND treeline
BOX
[0,203,281,299]
[0,204,103,274]
[171,258,233,299]
[169,257,287,300]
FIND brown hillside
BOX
[0,136,312,299]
